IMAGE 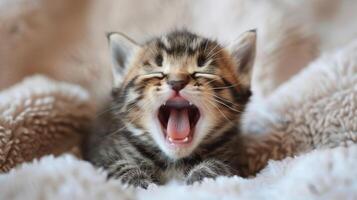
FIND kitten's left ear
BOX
[107,32,140,86]
[230,30,257,88]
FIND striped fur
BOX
[84,30,257,188]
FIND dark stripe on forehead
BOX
[157,40,168,51]
[166,44,191,56]
[197,39,219,55]
[166,30,197,44]
[147,30,223,60]
[155,31,202,56]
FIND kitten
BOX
[84,30,256,188]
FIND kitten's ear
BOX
[230,30,257,88]
[107,32,140,86]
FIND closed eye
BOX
[138,72,166,81]
[192,72,221,80]
[192,72,223,87]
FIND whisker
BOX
[204,92,242,113]
[147,46,158,56]
[206,41,231,61]
[206,48,227,61]
[97,99,139,119]
[206,43,221,59]
[96,90,145,118]
[205,98,234,124]
[207,55,230,62]
[205,91,235,104]
[211,83,239,90]
[203,40,210,55]
[119,100,151,116]
[104,100,152,138]
[210,96,242,113]
[96,104,117,118]
[203,77,222,85]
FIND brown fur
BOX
[84,30,257,188]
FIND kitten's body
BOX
[86,112,247,186]
[84,30,256,188]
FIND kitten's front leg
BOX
[186,159,234,185]
[107,160,154,189]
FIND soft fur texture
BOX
[1,0,357,199]
[1,147,356,200]
[240,39,357,175]
[85,30,257,188]
[0,76,94,172]
[1,38,357,199]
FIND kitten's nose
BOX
[168,77,189,92]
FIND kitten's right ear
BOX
[229,30,257,89]
[107,32,140,86]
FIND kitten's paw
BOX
[185,169,216,185]
[109,167,154,189]
[185,160,234,185]
[124,175,153,189]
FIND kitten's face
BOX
[109,31,256,159]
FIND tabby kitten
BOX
[84,30,257,188]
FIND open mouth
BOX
[158,96,200,145]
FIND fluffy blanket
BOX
[1,0,357,199]
[0,37,356,200]
[0,76,94,172]
[2,146,357,200]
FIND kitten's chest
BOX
[159,165,186,183]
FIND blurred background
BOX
[0,0,356,106]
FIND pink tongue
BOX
[167,109,191,140]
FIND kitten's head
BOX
[108,30,256,159]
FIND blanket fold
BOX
[0,75,95,172]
